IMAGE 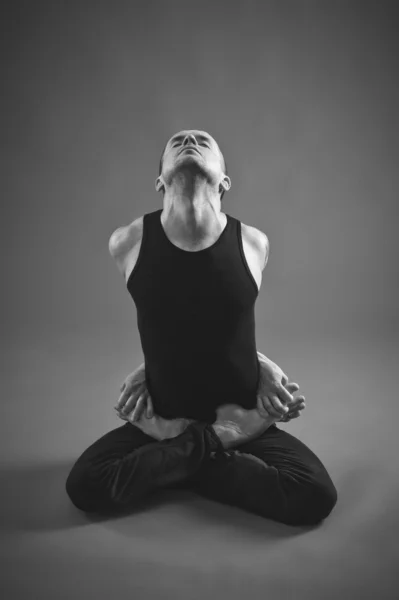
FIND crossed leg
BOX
[66,418,337,525]
[184,424,337,526]
[65,420,221,513]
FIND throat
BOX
[161,212,227,249]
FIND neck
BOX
[161,177,223,240]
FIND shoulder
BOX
[240,221,269,247]
[108,216,144,260]
[240,220,270,269]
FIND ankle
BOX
[211,423,240,449]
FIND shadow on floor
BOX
[0,459,353,537]
[0,460,88,533]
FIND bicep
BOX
[242,223,270,271]
[262,234,270,270]
[108,226,134,277]
[109,227,129,258]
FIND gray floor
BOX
[2,329,398,600]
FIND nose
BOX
[182,134,198,147]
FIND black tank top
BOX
[127,208,260,424]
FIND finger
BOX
[116,381,145,411]
[115,389,128,411]
[268,393,289,415]
[119,383,126,393]
[121,388,144,415]
[260,395,283,419]
[257,395,271,419]
[115,388,131,411]
[282,406,300,421]
[281,372,288,386]
[282,411,300,422]
[291,398,306,409]
[146,395,154,419]
[127,396,145,423]
[282,400,306,422]
[130,393,147,422]
[286,395,306,409]
[277,385,294,406]
[133,391,152,421]
[285,382,299,393]
[291,395,306,407]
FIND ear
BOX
[219,175,231,194]
[155,176,164,193]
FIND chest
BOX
[124,223,263,293]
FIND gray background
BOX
[2,1,398,599]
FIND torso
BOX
[120,213,264,293]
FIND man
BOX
[65,130,337,525]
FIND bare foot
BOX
[130,412,195,441]
[212,404,278,449]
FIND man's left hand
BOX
[257,356,300,419]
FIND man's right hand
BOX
[114,366,194,440]
[114,362,154,421]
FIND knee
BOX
[298,481,338,525]
[306,480,338,524]
[65,464,108,513]
[284,480,338,526]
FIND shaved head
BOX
[158,130,228,199]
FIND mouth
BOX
[179,146,201,155]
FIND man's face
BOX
[160,130,226,185]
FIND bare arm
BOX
[108,225,134,277]
[108,217,143,278]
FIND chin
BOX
[174,155,207,174]
[177,152,202,164]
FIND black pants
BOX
[66,419,337,526]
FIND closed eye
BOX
[172,139,210,148]
[173,142,209,148]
